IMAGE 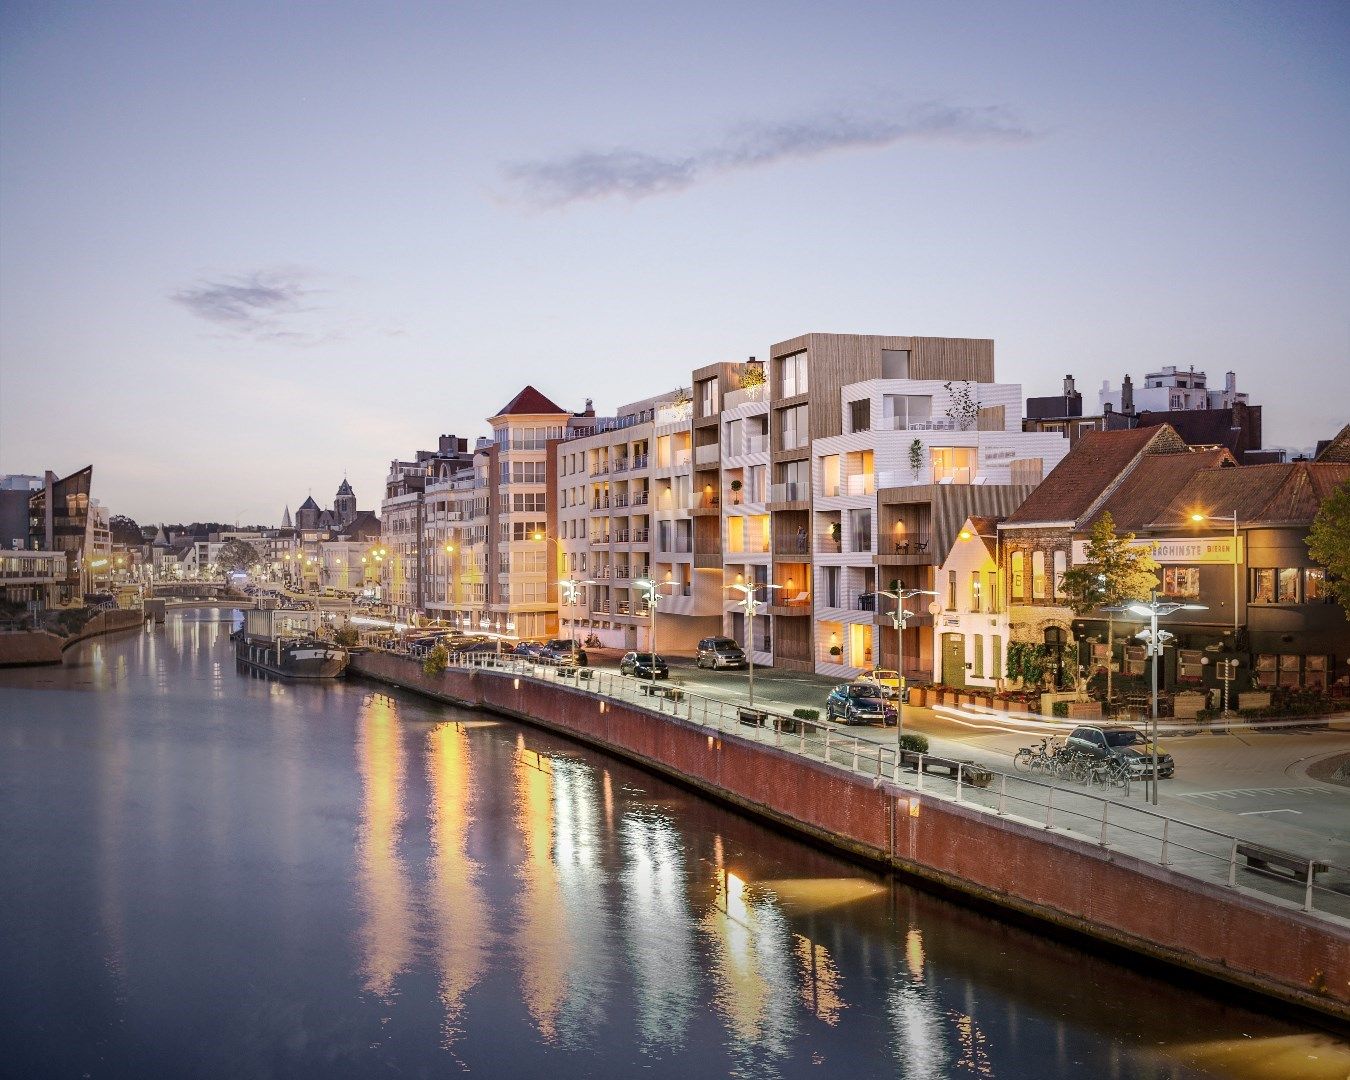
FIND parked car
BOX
[619,652,669,679]
[1065,725,1175,778]
[511,641,547,658]
[854,669,904,700]
[542,639,588,666]
[695,636,748,669]
[825,684,897,726]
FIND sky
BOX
[1,1,1347,526]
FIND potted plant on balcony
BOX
[729,478,743,504]
[828,522,841,550]
[909,439,924,477]
[829,645,843,659]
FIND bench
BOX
[903,753,992,788]
[639,683,683,701]
[738,708,768,727]
[1235,842,1329,881]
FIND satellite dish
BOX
[927,601,942,616]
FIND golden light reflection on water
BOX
[355,694,414,1000]
[701,860,796,1062]
[425,723,488,1053]
[755,876,885,915]
[513,740,570,1042]
[794,934,845,1026]
[1166,1033,1350,1080]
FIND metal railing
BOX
[371,646,1350,923]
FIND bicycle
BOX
[1089,756,1132,794]
[1015,736,1057,774]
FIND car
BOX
[854,669,904,700]
[619,652,669,679]
[542,639,588,666]
[695,636,748,669]
[511,641,546,658]
[825,684,897,726]
[1065,724,1175,779]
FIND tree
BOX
[1059,512,1160,703]
[1307,478,1350,622]
[109,514,144,547]
[215,538,261,578]
[423,643,448,677]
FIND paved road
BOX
[586,651,1350,859]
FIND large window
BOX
[848,400,870,433]
[1305,567,1328,601]
[931,447,976,484]
[1252,568,1275,604]
[881,349,910,378]
[1277,567,1299,604]
[778,351,809,397]
[970,572,982,612]
[1162,566,1200,598]
[947,570,957,610]
[883,395,932,430]
[1011,552,1025,601]
[779,405,809,451]
[1031,551,1046,599]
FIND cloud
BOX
[505,100,1037,207]
[171,270,317,338]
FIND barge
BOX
[235,608,347,679]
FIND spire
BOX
[281,504,292,528]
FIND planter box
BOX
[1065,700,1102,720]
[1239,691,1272,711]
[1173,690,1209,720]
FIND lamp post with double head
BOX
[725,582,782,708]
[559,577,596,648]
[634,577,675,692]
[1107,594,1207,804]
[876,587,937,748]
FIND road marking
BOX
[1177,786,1309,801]
[1237,808,1303,815]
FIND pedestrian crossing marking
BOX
[1178,786,1311,800]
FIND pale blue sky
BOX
[2,1,1346,524]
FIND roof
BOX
[494,385,567,417]
[1315,424,1350,463]
[336,479,353,496]
[1150,462,1350,529]
[297,495,320,511]
[335,510,381,540]
[963,515,1000,560]
[1133,405,1259,454]
[1003,425,1185,528]
[1084,448,1233,533]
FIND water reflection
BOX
[425,721,488,1053]
[355,694,414,1000]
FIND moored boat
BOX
[235,608,347,679]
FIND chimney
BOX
[1225,371,1236,393]
[1063,374,1076,396]
[1121,375,1134,415]
[584,397,595,416]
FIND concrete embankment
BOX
[350,650,1350,1022]
[0,609,145,667]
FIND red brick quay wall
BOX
[350,650,1350,1021]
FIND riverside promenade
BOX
[349,648,1350,1022]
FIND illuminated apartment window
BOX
[931,447,976,484]
[1032,551,1046,599]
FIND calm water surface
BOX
[1,611,1345,1079]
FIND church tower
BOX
[334,478,357,526]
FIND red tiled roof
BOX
[1003,426,1181,527]
[1151,462,1350,529]
[1085,448,1233,533]
[494,385,567,417]
[1315,424,1350,463]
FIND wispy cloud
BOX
[505,101,1037,207]
[171,270,318,339]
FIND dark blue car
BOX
[825,684,897,726]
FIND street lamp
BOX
[1189,511,1240,637]
[725,582,782,708]
[559,577,596,647]
[875,587,936,749]
[634,577,675,691]
[1109,594,1207,805]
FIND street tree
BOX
[215,538,261,580]
[1307,477,1350,622]
[1059,512,1160,703]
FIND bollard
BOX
[799,726,806,754]
[917,754,924,791]
[1227,840,1238,888]
[1044,786,1055,830]
[824,727,832,762]
[956,763,964,803]
[774,720,782,748]
[998,773,1007,816]
[853,741,859,772]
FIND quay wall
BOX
[350,650,1350,1022]
[0,609,144,667]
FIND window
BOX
[1053,550,1067,599]
[882,395,932,430]
[931,447,976,484]
[1011,552,1025,601]
[1277,567,1299,604]
[1305,567,1327,602]
[848,400,870,433]
[973,634,984,678]
[992,636,1002,680]
[987,570,999,612]
[947,570,957,610]
[970,571,982,612]
[1031,551,1046,599]
[881,349,910,378]
[699,377,719,416]
[509,521,547,542]
[513,493,546,513]
[1162,566,1200,598]
[779,405,809,451]
[778,350,809,397]
[1252,568,1275,604]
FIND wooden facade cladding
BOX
[876,484,1037,571]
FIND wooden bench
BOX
[902,753,992,788]
[1235,842,1329,881]
[639,683,682,701]
[738,709,768,727]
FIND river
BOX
[1,610,1344,1079]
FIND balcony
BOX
[632,529,650,543]
[591,496,610,510]
[612,458,630,473]
[591,462,610,476]
[722,385,767,410]
[632,490,650,505]
[739,435,768,456]
[613,494,629,508]
[769,482,805,503]
[773,536,811,556]
[613,530,630,543]
[694,443,719,466]
[669,449,692,469]
[887,416,958,432]
[853,533,873,553]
